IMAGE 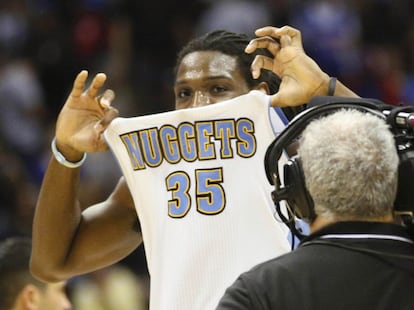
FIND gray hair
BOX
[297,109,399,220]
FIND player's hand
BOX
[245,25,330,107]
[55,70,119,161]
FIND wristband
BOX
[51,137,87,168]
[328,77,337,96]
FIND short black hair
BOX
[175,30,304,120]
[0,237,46,309]
[175,30,281,94]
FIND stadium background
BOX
[1,0,413,308]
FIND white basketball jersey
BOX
[104,90,291,310]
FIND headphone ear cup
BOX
[283,157,315,221]
[266,98,391,223]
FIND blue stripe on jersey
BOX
[273,107,289,126]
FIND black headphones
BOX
[265,96,414,238]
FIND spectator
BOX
[0,236,72,310]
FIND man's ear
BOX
[254,82,270,94]
[20,284,41,310]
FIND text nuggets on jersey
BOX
[120,118,257,170]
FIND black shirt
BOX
[217,221,414,310]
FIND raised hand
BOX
[245,25,331,107]
[55,70,119,161]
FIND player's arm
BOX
[31,176,141,282]
[245,25,359,107]
[30,71,141,282]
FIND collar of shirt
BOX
[300,221,413,245]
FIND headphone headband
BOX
[265,96,386,185]
[265,96,414,239]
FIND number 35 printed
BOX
[165,168,226,218]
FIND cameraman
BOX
[217,109,414,310]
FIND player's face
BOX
[174,51,251,110]
[38,282,72,310]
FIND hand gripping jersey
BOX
[104,91,291,310]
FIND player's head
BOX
[173,30,281,110]
[298,109,399,223]
[0,237,72,310]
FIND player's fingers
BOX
[255,25,298,38]
[251,55,278,79]
[94,106,119,132]
[98,89,116,109]
[87,73,107,98]
[70,70,88,99]
[280,34,293,47]
[255,25,302,47]
[254,26,282,37]
[276,26,302,48]
[245,36,281,55]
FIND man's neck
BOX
[309,214,395,234]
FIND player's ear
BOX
[254,82,270,94]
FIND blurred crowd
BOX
[1,0,413,308]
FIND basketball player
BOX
[31,25,358,309]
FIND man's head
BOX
[173,30,281,110]
[0,237,71,310]
[298,109,399,225]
